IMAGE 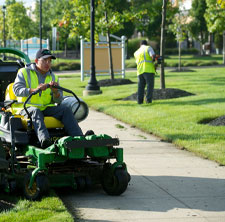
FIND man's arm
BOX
[13,70,49,96]
[49,78,63,103]
[148,46,155,58]
[13,70,30,97]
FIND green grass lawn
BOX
[1,65,224,221]
[0,191,73,222]
[59,66,225,165]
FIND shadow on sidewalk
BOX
[58,174,225,218]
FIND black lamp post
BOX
[2,5,6,48]
[40,0,42,49]
[84,0,101,94]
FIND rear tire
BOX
[127,172,131,183]
[102,168,128,196]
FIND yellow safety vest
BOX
[16,68,58,111]
[134,45,155,75]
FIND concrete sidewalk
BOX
[60,109,225,222]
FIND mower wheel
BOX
[102,168,128,196]
[23,173,49,200]
[75,176,86,191]
[127,172,131,183]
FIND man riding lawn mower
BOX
[0,48,130,200]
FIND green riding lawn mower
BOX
[0,48,130,200]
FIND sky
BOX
[0,0,34,7]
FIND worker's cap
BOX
[36,48,56,60]
[141,40,148,45]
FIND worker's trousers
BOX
[20,104,83,143]
[138,72,155,104]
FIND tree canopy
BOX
[129,0,176,41]
[188,0,208,44]
[0,0,224,53]
[65,0,133,41]
[33,0,70,39]
[205,0,225,34]
[5,2,35,40]
[217,0,225,8]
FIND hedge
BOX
[51,62,80,71]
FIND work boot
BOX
[84,130,95,136]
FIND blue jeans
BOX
[20,104,83,143]
[138,72,155,104]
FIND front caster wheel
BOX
[102,168,128,196]
[23,173,49,200]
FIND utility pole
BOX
[40,0,42,49]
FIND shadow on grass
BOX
[0,193,18,213]
[165,132,225,142]
[159,97,225,106]
[187,77,225,86]
[108,97,225,107]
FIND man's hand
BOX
[49,81,60,98]
[38,83,49,91]
[49,81,58,92]
[29,83,49,94]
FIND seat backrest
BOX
[0,62,20,102]
[5,82,17,100]
[5,83,64,129]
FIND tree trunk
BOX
[209,33,213,54]
[223,31,225,65]
[160,0,167,89]
[105,10,114,80]
[107,31,114,79]
[64,38,68,57]
[200,32,204,55]
[178,40,181,71]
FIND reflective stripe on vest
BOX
[17,68,58,111]
[137,48,153,65]
[134,45,155,75]
[25,69,56,89]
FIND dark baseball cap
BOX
[36,48,56,60]
[141,40,148,45]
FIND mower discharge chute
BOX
[0,48,130,200]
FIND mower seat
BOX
[5,83,64,129]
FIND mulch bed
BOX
[98,78,194,101]
[123,88,195,101]
[169,68,195,72]
[208,116,225,126]
[98,78,134,87]
[99,78,225,126]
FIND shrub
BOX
[68,62,80,70]
[198,61,219,66]
[165,48,199,55]
[127,38,158,58]
[126,62,137,68]
[51,62,80,71]
[127,39,141,58]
